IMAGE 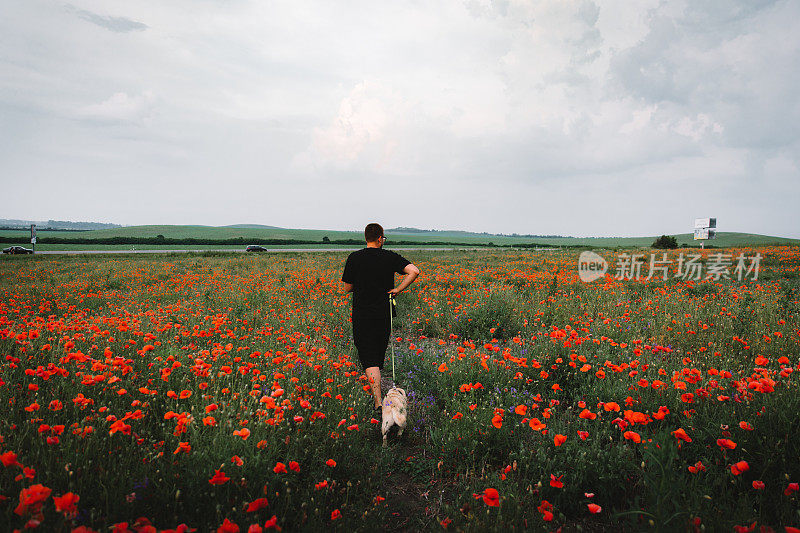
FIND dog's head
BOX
[387,387,406,399]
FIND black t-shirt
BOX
[342,248,411,316]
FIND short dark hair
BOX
[365,223,384,243]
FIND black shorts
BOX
[352,312,390,370]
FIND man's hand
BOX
[389,263,420,294]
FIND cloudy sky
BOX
[1,0,798,237]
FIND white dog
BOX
[381,387,408,446]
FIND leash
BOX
[389,293,396,384]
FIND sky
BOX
[1,0,798,237]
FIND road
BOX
[31,247,490,255]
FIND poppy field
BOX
[1,248,799,532]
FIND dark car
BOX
[245,245,268,252]
[2,246,34,254]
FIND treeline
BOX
[0,220,121,230]
[0,235,560,248]
[44,220,121,230]
[390,227,568,238]
[0,226,89,232]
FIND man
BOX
[342,223,420,410]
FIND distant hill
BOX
[0,219,122,230]
[388,227,799,247]
[388,227,568,238]
[0,224,797,248]
[223,224,283,230]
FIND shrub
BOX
[652,235,678,249]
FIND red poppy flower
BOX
[209,470,231,485]
[217,518,239,533]
[672,428,692,442]
[491,415,503,429]
[273,462,287,474]
[623,431,641,443]
[1,451,19,467]
[529,418,546,431]
[553,434,567,446]
[688,461,705,474]
[247,498,269,512]
[233,428,251,440]
[474,488,500,507]
[717,438,737,450]
[53,492,79,516]
[14,484,51,516]
[587,503,602,514]
[537,500,553,513]
[731,461,749,475]
[173,442,191,455]
[549,474,563,488]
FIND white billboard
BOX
[694,229,717,240]
[694,218,717,229]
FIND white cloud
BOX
[307,81,398,169]
[619,105,657,134]
[78,91,156,124]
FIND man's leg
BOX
[365,366,382,409]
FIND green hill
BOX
[222,224,282,230]
[0,225,797,248]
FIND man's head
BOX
[365,223,384,244]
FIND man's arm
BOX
[389,263,420,294]
[342,254,354,293]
